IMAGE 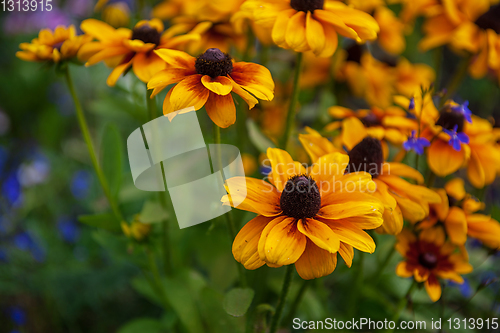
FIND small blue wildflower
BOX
[8,306,26,326]
[70,170,92,199]
[449,278,473,298]
[403,130,430,155]
[13,232,46,263]
[443,125,469,151]
[451,101,472,123]
[2,171,22,206]
[260,165,272,176]
[409,97,415,110]
[57,217,80,243]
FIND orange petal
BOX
[425,275,442,302]
[221,176,281,216]
[342,117,367,150]
[106,59,132,87]
[396,261,413,278]
[427,139,465,177]
[154,48,196,69]
[232,215,270,270]
[205,92,236,128]
[228,77,259,109]
[200,75,233,95]
[338,242,353,267]
[230,62,275,101]
[285,11,308,52]
[132,52,166,83]
[444,207,467,245]
[266,148,305,192]
[263,218,307,265]
[297,218,340,253]
[169,75,209,111]
[325,221,376,253]
[419,226,445,246]
[295,240,337,279]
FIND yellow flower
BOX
[94,0,131,28]
[121,216,152,241]
[299,131,441,235]
[77,19,199,86]
[223,147,384,279]
[396,227,473,302]
[152,0,191,20]
[16,25,92,63]
[374,6,406,55]
[147,48,274,128]
[242,0,379,57]
[419,0,500,79]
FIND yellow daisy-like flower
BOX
[147,48,274,128]
[396,227,473,302]
[16,25,92,63]
[242,0,379,57]
[374,6,406,55]
[299,131,441,235]
[222,148,384,280]
[94,0,131,28]
[77,18,199,86]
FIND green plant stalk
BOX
[280,52,303,150]
[269,265,294,333]
[64,67,123,222]
[386,280,418,333]
[373,244,397,285]
[348,251,365,317]
[146,248,171,311]
[439,56,470,107]
[145,89,172,276]
[285,279,310,322]
[213,125,247,287]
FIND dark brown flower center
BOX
[418,252,438,269]
[280,175,321,219]
[290,0,324,12]
[475,5,500,34]
[131,24,161,45]
[436,107,465,132]
[195,48,233,78]
[361,113,381,127]
[345,137,384,178]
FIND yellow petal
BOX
[263,218,307,265]
[266,148,305,192]
[295,240,337,280]
[396,261,413,278]
[305,12,325,56]
[338,242,353,267]
[425,275,442,302]
[201,75,233,95]
[232,215,270,270]
[444,207,467,245]
[297,218,340,253]
[427,139,465,177]
[325,221,376,253]
[169,75,209,111]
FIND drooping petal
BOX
[204,92,236,128]
[169,75,209,111]
[425,275,442,302]
[154,48,196,69]
[132,52,166,83]
[396,261,413,278]
[230,62,275,101]
[262,218,307,266]
[285,11,308,52]
[106,59,133,86]
[232,215,271,270]
[297,218,340,253]
[444,207,467,245]
[228,77,259,109]
[324,221,376,253]
[295,240,337,280]
[427,139,465,177]
[338,242,353,267]
[201,75,233,95]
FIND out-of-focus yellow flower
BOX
[121,216,152,241]
[78,19,199,86]
[299,132,441,235]
[374,6,406,55]
[147,48,274,128]
[223,147,384,279]
[242,153,258,175]
[347,0,385,13]
[16,25,91,63]
[232,0,273,46]
[94,0,131,28]
[419,1,500,79]
[396,227,473,302]
[390,0,441,26]
[152,0,190,20]
[394,58,436,97]
[242,0,379,57]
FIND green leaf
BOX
[140,200,168,223]
[223,287,255,317]
[117,318,163,333]
[101,123,123,199]
[78,213,121,232]
[246,119,275,153]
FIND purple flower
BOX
[451,101,472,123]
[13,232,45,262]
[57,217,80,243]
[2,172,22,206]
[449,278,473,298]
[8,307,26,326]
[71,170,92,199]
[403,131,430,155]
[409,97,415,110]
[443,125,469,152]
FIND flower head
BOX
[147,48,274,128]
[443,125,470,152]
[242,0,379,57]
[396,228,473,302]
[16,25,91,63]
[78,18,199,86]
[403,130,430,155]
[223,148,384,279]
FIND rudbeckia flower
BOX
[396,227,473,302]
[94,0,131,28]
[147,48,274,128]
[242,0,379,57]
[16,25,92,63]
[77,18,199,86]
[222,148,384,280]
[299,131,441,235]
[373,6,406,55]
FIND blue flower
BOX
[403,131,430,155]
[449,278,473,298]
[70,170,92,199]
[2,171,22,206]
[13,232,46,263]
[443,125,469,152]
[8,306,26,326]
[451,101,472,123]
[57,217,80,243]
[409,97,415,110]
[0,249,7,262]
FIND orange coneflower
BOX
[77,18,199,86]
[396,227,473,302]
[147,48,274,128]
[242,0,379,57]
[222,148,384,279]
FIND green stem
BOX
[269,265,294,333]
[439,56,470,107]
[146,88,157,121]
[426,171,436,188]
[64,67,123,221]
[386,280,418,333]
[146,248,171,311]
[214,125,247,287]
[286,279,310,322]
[348,251,365,317]
[280,52,303,150]
[373,245,396,285]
